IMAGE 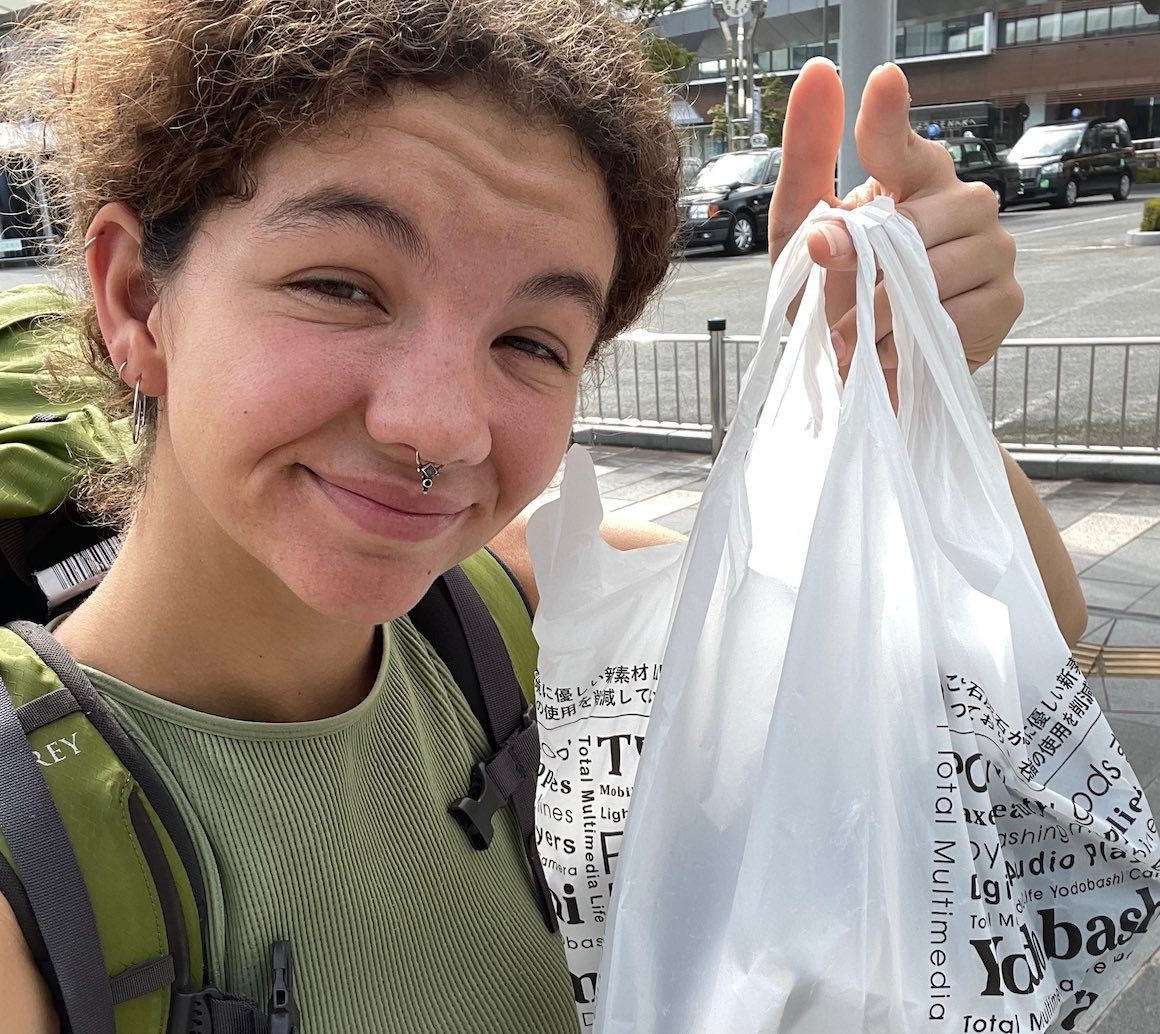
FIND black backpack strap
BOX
[9,621,213,971]
[435,566,557,934]
[0,666,118,1032]
[3,621,266,1034]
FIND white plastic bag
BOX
[593,198,1160,1034]
[526,450,684,1033]
[526,238,845,1034]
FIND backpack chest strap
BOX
[436,565,559,934]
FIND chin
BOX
[273,552,440,627]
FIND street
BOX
[645,184,1160,340]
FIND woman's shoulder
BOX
[0,895,59,1034]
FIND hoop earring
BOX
[131,379,147,445]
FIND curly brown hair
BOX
[2,0,680,524]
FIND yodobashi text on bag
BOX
[591,199,1160,1034]
[526,447,683,1034]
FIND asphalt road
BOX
[643,184,1160,340]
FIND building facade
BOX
[657,1,1160,162]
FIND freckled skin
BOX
[143,86,619,625]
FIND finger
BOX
[854,63,959,201]
[940,283,1024,371]
[830,279,893,367]
[828,233,1004,360]
[769,57,844,264]
[897,179,1006,254]
[831,273,1022,375]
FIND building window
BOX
[897,12,986,57]
[1138,3,1160,27]
[999,3,1157,45]
[904,23,925,57]
[925,20,946,54]
[1111,3,1137,32]
[1061,10,1086,37]
[946,18,970,51]
[1087,8,1110,35]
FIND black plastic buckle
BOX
[449,760,505,850]
[269,940,299,1034]
[448,705,535,851]
[170,986,225,1034]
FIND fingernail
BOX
[830,329,848,365]
[816,221,850,259]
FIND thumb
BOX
[855,63,958,200]
[768,57,844,264]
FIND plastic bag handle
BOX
[658,208,822,688]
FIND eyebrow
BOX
[263,186,608,330]
[261,187,435,267]
[512,271,608,333]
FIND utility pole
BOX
[719,14,736,151]
[746,1,767,145]
[714,0,754,151]
[837,0,896,195]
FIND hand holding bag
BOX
[594,198,1160,1034]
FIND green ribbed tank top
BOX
[85,616,579,1034]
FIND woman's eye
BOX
[289,278,377,306]
[499,335,569,370]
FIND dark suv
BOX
[938,136,1019,211]
[678,148,781,256]
[1007,118,1137,209]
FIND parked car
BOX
[681,156,704,189]
[1006,118,1137,209]
[678,147,781,256]
[938,135,1019,211]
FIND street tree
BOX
[612,0,686,27]
[708,78,789,147]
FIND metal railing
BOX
[1134,137,1160,168]
[576,322,1160,465]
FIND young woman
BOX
[0,1,1083,1031]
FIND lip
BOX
[305,467,469,542]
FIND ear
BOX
[84,203,167,398]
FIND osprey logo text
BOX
[32,732,82,768]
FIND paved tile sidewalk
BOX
[530,445,1160,1034]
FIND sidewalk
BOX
[532,444,1160,1034]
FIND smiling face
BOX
[137,85,618,622]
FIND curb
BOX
[1127,230,1160,246]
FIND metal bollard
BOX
[708,317,727,460]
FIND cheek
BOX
[489,387,575,501]
[159,323,365,533]
[167,320,353,456]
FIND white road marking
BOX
[1017,245,1123,253]
[1014,272,1160,334]
[1009,213,1135,238]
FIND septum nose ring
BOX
[416,451,443,494]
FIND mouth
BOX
[304,467,469,542]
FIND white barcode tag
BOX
[33,534,124,607]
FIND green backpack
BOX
[0,285,556,1033]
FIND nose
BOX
[363,325,492,469]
